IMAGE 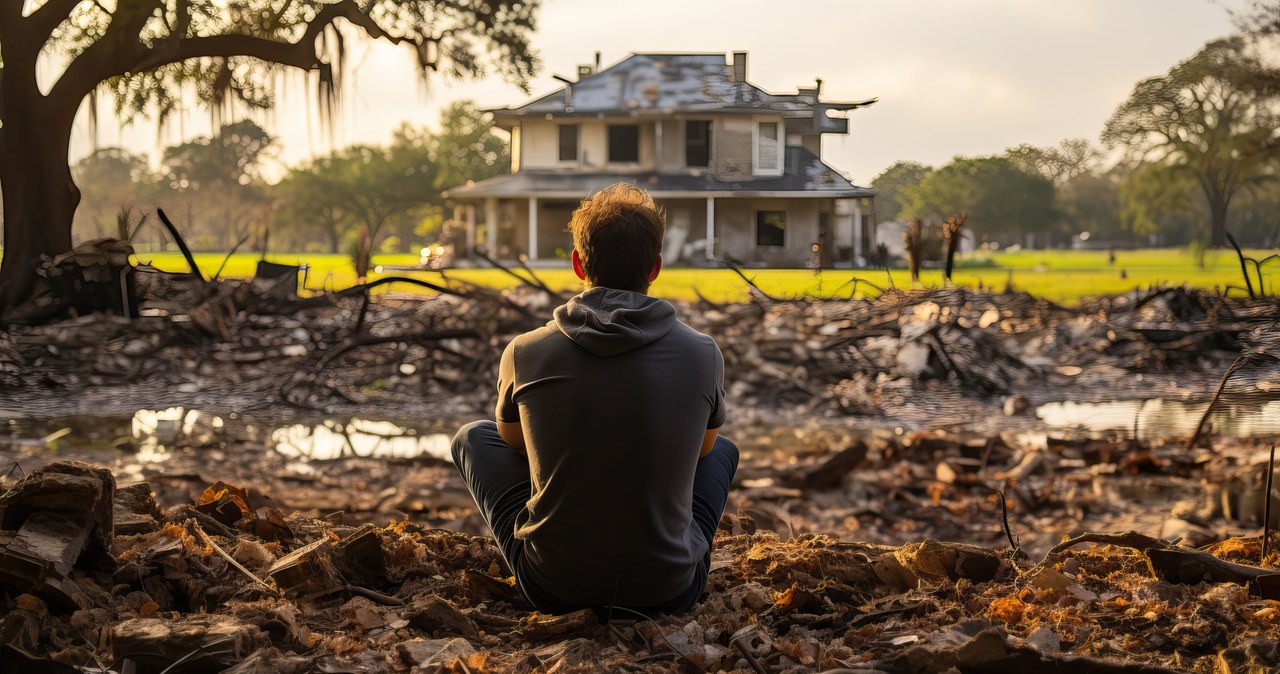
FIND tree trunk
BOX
[0,95,80,311]
[1208,193,1229,248]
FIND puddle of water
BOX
[4,408,454,463]
[272,419,452,461]
[1037,398,1280,438]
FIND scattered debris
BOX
[0,461,1276,672]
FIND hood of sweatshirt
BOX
[552,286,677,357]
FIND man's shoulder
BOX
[668,319,721,350]
[506,323,569,354]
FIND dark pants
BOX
[451,420,738,616]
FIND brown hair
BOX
[569,183,665,291]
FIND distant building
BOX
[444,52,877,267]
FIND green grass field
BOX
[130,248,1276,304]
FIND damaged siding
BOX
[717,198,824,266]
[714,118,754,181]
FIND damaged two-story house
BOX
[445,51,877,267]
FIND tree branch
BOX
[132,33,324,73]
[28,0,82,46]
[47,0,161,112]
[50,0,410,115]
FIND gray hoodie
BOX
[496,287,727,608]
[552,287,677,357]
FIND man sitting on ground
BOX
[451,182,738,615]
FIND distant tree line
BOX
[68,100,507,254]
[872,30,1280,249]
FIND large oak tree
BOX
[0,0,538,310]
[1102,37,1280,247]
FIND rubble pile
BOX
[2,271,1278,426]
[2,461,1279,674]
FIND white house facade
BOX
[445,52,878,267]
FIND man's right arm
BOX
[701,341,727,459]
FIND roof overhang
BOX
[446,187,875,200]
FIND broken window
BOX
[558,124,579,162]
[755,121,782,175]
[685,121,711,168]
[756,211,786,247]
[608,124,640,163]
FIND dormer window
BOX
[685,121,711,168]
[558,124,579,162]
[753,120,783,176]
[608,124,640,163]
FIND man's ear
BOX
[648,254,662,283]
[571,249,587,281]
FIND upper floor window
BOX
[756,211,786,247]
[608,124,640,163]
[685,121,711,168]
[558,124,579,162]
[754,121,783,176]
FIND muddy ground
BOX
[2,265,1280,672]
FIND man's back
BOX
[452,182,737,615]
[497,287,725,607]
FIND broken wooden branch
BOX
[1144,547,1280,599]
[720,259,781,302]
[1041,531,1176,562]
[156,208,206,284]
[191,521,279,595]
[1266,445,1276,566]
[346,276,461,334]
[472,245,560,298]
[1186,355,1249,451]
[211,233,252,282]
[1225,231,1256,299]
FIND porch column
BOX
[527,196,539,260]
[852,198,864,260]
[655,121,664,170]
[485,197,498,255]
[465,204,476,258]
[705,197,716,260]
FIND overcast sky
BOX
[69,0,1244,185]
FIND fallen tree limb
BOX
[1041,531,1176,563]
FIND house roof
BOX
[488,53,876,134]
[445,146,875,200]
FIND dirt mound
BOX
[3,462,1279,673]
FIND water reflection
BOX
[272,419,451,461]
[1037,397,1280,438]
[4,408,454,463]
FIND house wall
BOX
[484,197,717,263]
[801,134,821,156]
[716,198,827,266]
[713,118,754,181]
[517,114,790,179]
[519,119,657,171]
[481,196,851,267]
[657,198,710,262]
[535,200,577,260]
[657,119,684,173]
[517,120,562,170]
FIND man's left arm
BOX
[498,421,527,454]
[496,342,528,454]
[699,428,719,458]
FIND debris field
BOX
[2,249,1280,672]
